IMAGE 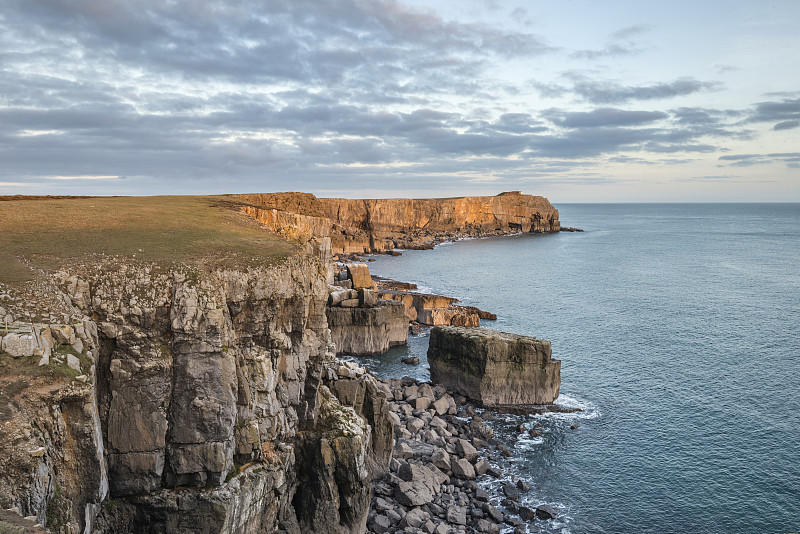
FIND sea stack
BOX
[427,326,561,407]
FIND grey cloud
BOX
[543,108,668,128]
[610,25,652,41]
[718,152,800,167]
[531,76,723,103]
[644,143,717,153]
[0,0,791,194]
[570,24,651,60]
[671,107,742,126]
[570,77,723,104]
[773,120,800,131]
[5,0,553,86]
[748,97,800,127]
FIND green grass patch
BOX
[0,352,79,382]
[225,462,244,483]
[0,521,26,534]
[0,195,297,284]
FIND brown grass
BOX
[0,195,297,284]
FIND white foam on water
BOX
[413,285,436,294]
[515,434,545,447]
[531,394,601,423]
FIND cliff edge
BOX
[236,191,560,254]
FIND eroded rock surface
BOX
[427,326,561,407]
[0,252,393,534]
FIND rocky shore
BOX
[366,376,560,534]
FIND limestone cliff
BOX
[235,191,561,254]
[0,252,393,534]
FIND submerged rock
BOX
[535,504,560,519]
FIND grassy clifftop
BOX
[0,195,296,284]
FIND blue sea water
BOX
[357,204,800,534]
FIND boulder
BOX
[1,333,36,357]
[446,505,467,525]
[347,263,374,290]
[456,439,478,462]
[451,458,475,480]
[427,326,560,407]
[395,480,433,507]
[359,288,378,307]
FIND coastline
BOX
[356,234,585,533]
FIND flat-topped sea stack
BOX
[427,326,561,408]
[235,191,560,254]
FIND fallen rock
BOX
[395,480,433,506]
[451,458,476,480]
[327,301,408,355]
[347,263,374,290]
[456,439,478,462]
[428,326,561,407]
[359,288,378,307]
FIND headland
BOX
[0,191,568,534]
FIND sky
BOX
[1,0,799,202]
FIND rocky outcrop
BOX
[376,288,494,328]
[427,326,561,408]
[327,286,408,356]
[235,191,560,254]
[0,250,394,534]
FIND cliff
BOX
[0,255,395,534]
[0,196,395,534]
[235,191,560,254]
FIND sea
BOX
[354,203,800,534]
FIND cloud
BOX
[774,120,800,131]
[570,24,651,60]
[671,107,742,126]
[718,152,800,167]
[543,108,668,128]
[0,0,795,197]
[570,77,723,104]
[747,97,800,130]
[532,75,723,104]
[5,0,554,92]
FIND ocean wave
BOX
[535,393,601,422]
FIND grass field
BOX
[0,195,296,284]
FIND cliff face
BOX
[0,250,393,534]
[235,191,560,254]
